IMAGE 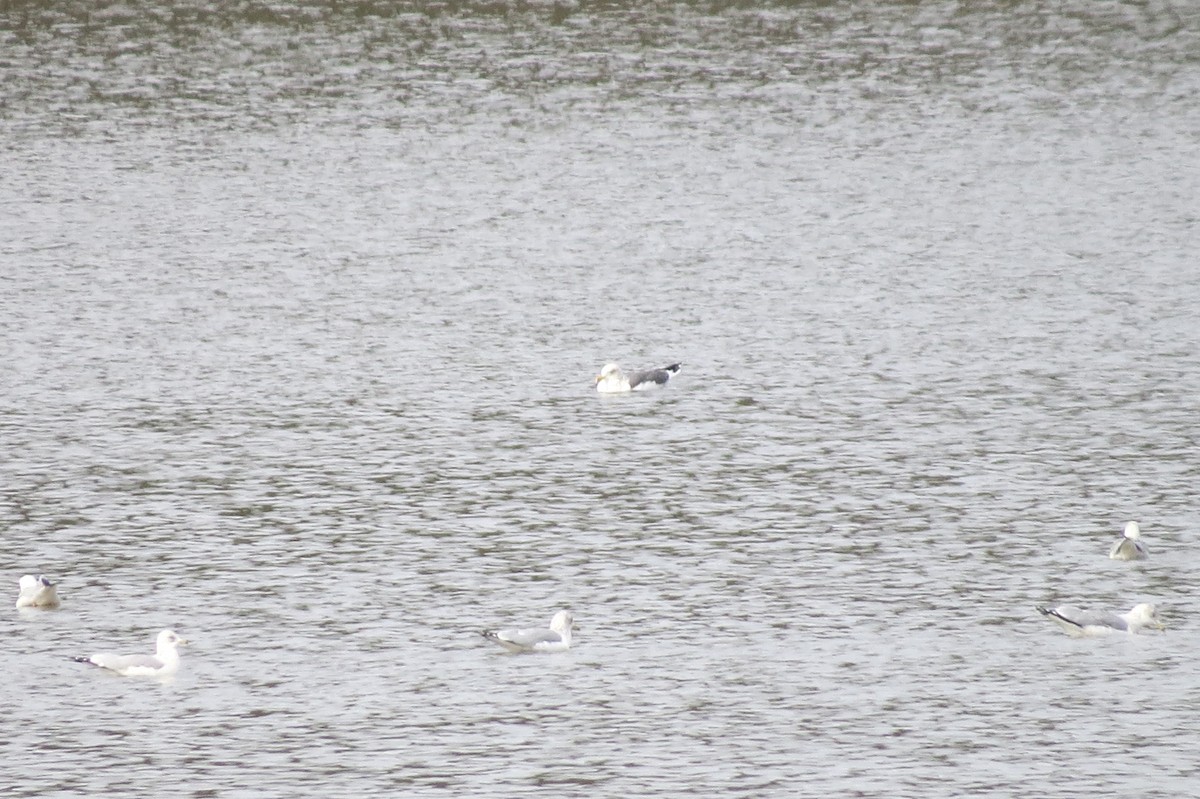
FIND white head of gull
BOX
[16,574,61,609]
[481,610,575,653]
[72,629,189,678]
[1108,521,1148,561]
[595,362,681,393]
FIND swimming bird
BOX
[15,574,61,609]
[1108,521,1148,561]
[72,629,189,677]
[1036,603,1164,637]
[595,362,681,393]
[481,610,575,653]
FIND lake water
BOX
[2,1,1199,796]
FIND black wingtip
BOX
[70,656,92,665]
[665,363,682,373]
[1036,606,1081,628]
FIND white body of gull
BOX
[1109,521,1148,561]
[16,574,61,609]
[72,629,189,677]
[482,610,574,653]
[1036,603,1164,638]
[595,362,681,394]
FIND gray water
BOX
[3,1,1199,796]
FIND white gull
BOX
[1108,521,1148,561]
[15,574,61,609]
[1036,603,1164,637]
[72,629,189,677]
[482,610,575,653]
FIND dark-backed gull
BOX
[594,362,681,393]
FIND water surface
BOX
[3,2,1199,797]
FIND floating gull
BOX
[1036,603,1164,638]
[595,362,681,394]
[481,610,575,653]
[15,574,61,609]
[1108,521,1148,561]
[72,629,189,677]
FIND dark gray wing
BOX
[628,363,681,389]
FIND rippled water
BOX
[3,1,1199,796]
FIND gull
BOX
[1108,521,1148,561]
[595,362,681,394]
[1036,603,1164,637]
[481,610,575,653]
[72,629,189,677]
[15,574,61,609]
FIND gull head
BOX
[595,363,621,383]
[157,629,189,652]
[1123,521,1141,541]
[1128,603,1164,631]
[549,610,575,634]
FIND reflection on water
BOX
[2,1,1199,797]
